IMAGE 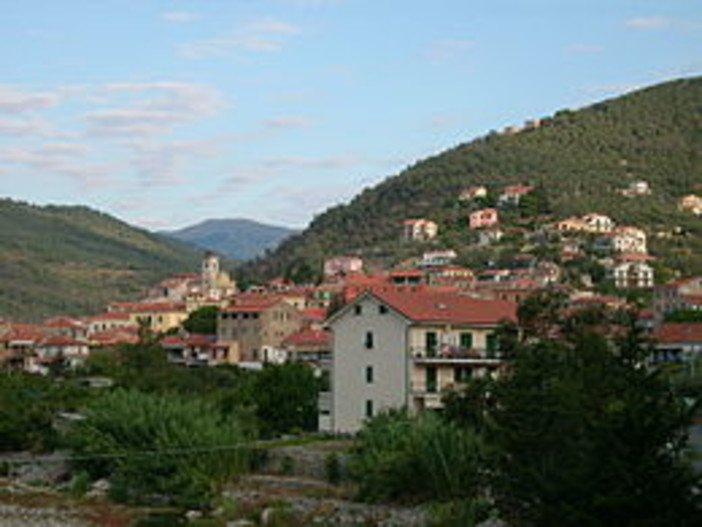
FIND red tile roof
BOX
[40,336,88,347]
[371,290,517,325]
[283,328,331,347]
[43,317,85,329]
[654,323,702,344]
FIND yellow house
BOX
[110,302,189,333]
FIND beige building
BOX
[217,299,303,363]
[322,290,516,433]
[402,219,438,241]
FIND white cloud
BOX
[0,115,52,136]
[626,16,702,31]
[87,82,226,137]
[179,17,302,59]
[425,39,473,63]
[0,87,62,113]
[161,11,201,23]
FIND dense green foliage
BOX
[65,389,252,507]
[245,76,702,280]
[0,371,92,452]
[182,305,220,335]
[349,410,488,506]
[0,199,202,321]
[82,341,320,437]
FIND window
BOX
[454,367,472,384]
[354,305,363,316]
[365,399,374,418]
[366,365,374,383]
[425,332,438,357]
[486,334,499,357]
[378,304,388,315]
[460,332,473,349]
[426,367,437,393]
[365,331,374,349]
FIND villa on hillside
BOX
[469,208,499,229]
[458,186,488,201]
[403,219,439,241]
[679,194,702,215]
[498,185,533,206]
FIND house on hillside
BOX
[217,298,303,364]
[654,276,702,322]
[679,195,702,215]
[652,323,702,364]
[613,260,654,289]
[619,180,651,197]
[458,186,488,201]
[324,256,364,278]
[581,213,615,233]
[419,250,457,268]
[469,208,499,229]
[403,219,438,241]
[498,185,533,206]
[321,290,516,433]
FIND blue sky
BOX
[0,0,700,230]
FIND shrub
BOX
[65,389,253,508]
[348,409,487,503]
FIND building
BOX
[469,208,499,229]
[161,333,233,367]
[108,302,189,333]
[458,186,488,201]
[282,327,332,368]
[322,290,516,433]
[613,261,654,289]
[498,185,533,206]
[679,195,702,215]
[324,256,364,278]
[620,180,651,197]
[581,213,614,233]
[402,219,439,241]
[217,298,303,363]
[654,276,702,322]
[418,250,457,268]
[611,226,647,254]
[652,323,702,364]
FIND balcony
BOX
[410,344,503,364]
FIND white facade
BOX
[327,295,410,434]
[613,261,654,289]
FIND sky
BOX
[0,0,700,230]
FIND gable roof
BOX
[329,289,516,326]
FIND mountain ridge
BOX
[163,218,298,262]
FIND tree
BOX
[489,306,701,526]
[252,362,321,436]
[182,305,219,334]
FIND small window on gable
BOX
[378,304,388,315]
[366,365,374,383]
[366,399,374,418]
[354,304,363,316]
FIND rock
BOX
[260,507,274,525]
[85,478,110,499]
[226,520,255,527]
[185,510,203,521]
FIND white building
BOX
[613,261,654,289]
[321,290,516,433]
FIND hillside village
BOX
[3,180,702,434]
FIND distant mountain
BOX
[163,219,298,261]
[0,199,202,322]
[244,76,702,280]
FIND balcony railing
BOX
[410,344,503,362]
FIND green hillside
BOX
[245,76,702,281]
[0,199,202,322]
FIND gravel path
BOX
[0,503,90,527]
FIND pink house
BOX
[469,208,499,229]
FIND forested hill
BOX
[244,76,702,281]
[0,200,202,322]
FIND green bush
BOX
[348,409,487,503]
[65,389,253,508]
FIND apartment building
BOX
[322,290,516,433]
